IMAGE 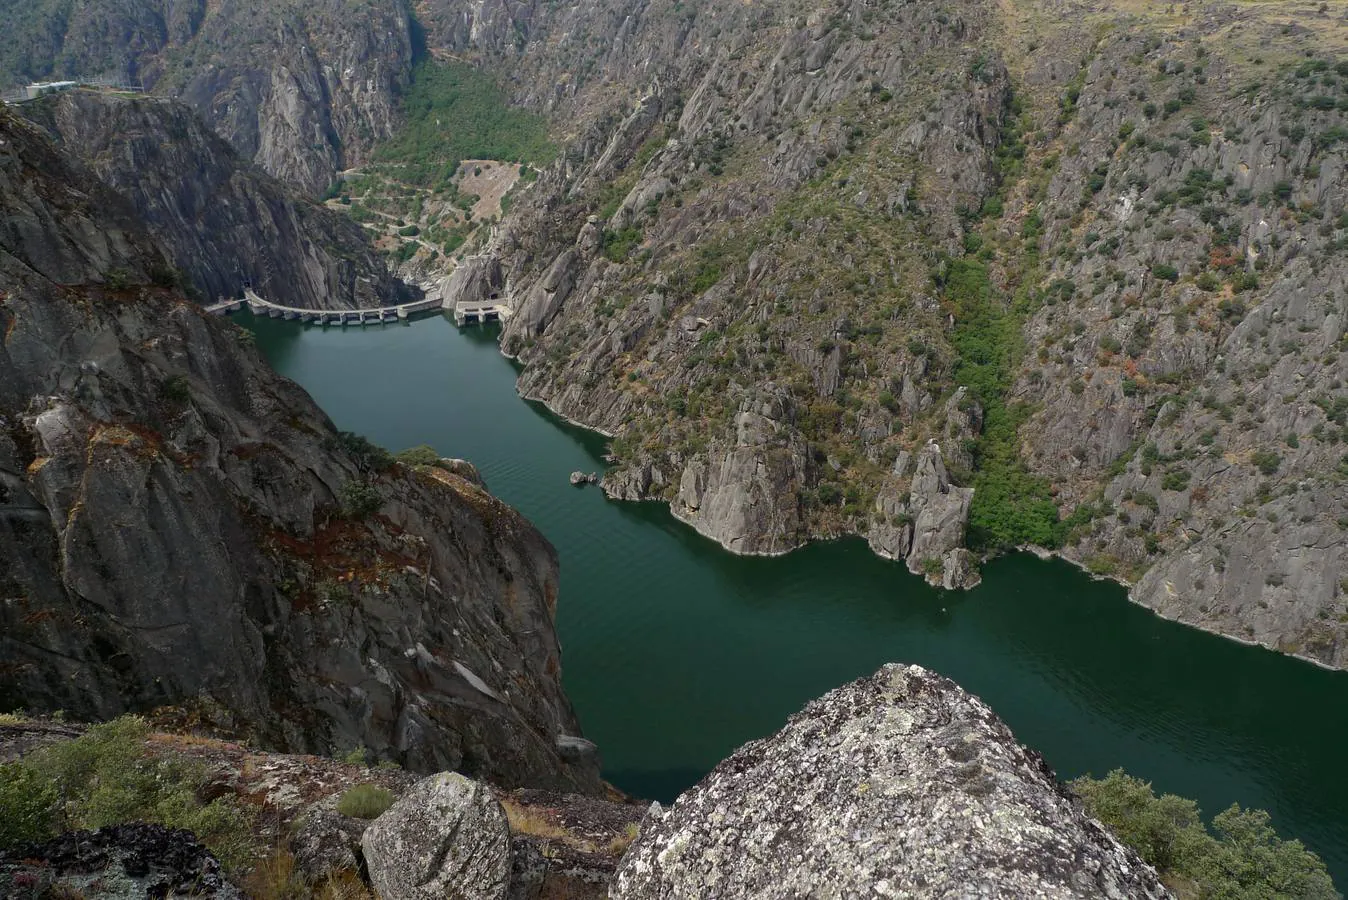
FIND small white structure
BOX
[23,81,78,100]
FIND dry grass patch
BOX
[501,795,577,843]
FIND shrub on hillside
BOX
[1073,770,1336,899]
[0,717,253,869]
[395,445,444,468]
[339,479,382,519]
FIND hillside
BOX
[4,0,1346,666]
[418,0,1348,669]
[21,89,408,310]
[0,0,414,194]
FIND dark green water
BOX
[246,312,1348,884]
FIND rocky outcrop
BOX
[0,107,598,793]
[869,443,978,589]
[364,773,513,900]
[22,90,408,310]
[667,394,811,556]
[0,824,241,900]
[612,664,1171,899]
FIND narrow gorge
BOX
[1,0,1346,896]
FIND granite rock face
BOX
[612,664,1171,900]
[0,108,599,794]
[0,0,412,193]
[869,443,978,589]
[363,773,513,900]
[24,90,407,310]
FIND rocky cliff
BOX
[22,89,408,310]
[417,0,1348,668]
[1,0,414,194]
[0,106,598,793]
[10,2,1348,668]
[0,670,1176,899]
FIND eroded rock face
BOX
[867,443,978,589]
[24,91,409,310]
[611,664,1171,900]
[363,773,512,900]
[0,109,600,794]
[0,0,412,193]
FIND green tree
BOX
[1072,770,1337,899]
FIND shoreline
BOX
[498,333,1345,675]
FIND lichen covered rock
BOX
[0,823,241,899]
[611,664,1171,899]
[363,772,512,900]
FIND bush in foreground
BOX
[0,716,254,870]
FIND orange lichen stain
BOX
[265,516,419,612]
[91,424,143,447]
[88,422,166,463]
[26,456,50,476]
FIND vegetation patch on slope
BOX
[0,716,254,869]
[942,257,1060,551]
[333,60,553,269]
[373,60,554,188]
[1073,769,1338,899]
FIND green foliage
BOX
[1073,770,1337,899]
[104,267,134,290]
[339,479,383,519]
[395,444,444,467]
[160,375,191,405]
[337,784,395,820]
[942,259,1060,550]
[1161,469,1191,492]
[602,226,644,263]
[1151,264,1180,283]
[0,761,57,847]
[331,431,394,472]
[373,61,554,188]
[0,717,254,869]
[1251,450,1281,476]
[815,483,843,506]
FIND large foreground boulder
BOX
[363,772,512,900]
[612,664,1171,899]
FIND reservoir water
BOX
[245,312,1348,884]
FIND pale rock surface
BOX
[611,664,1171,900]
[363,773,512,900]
